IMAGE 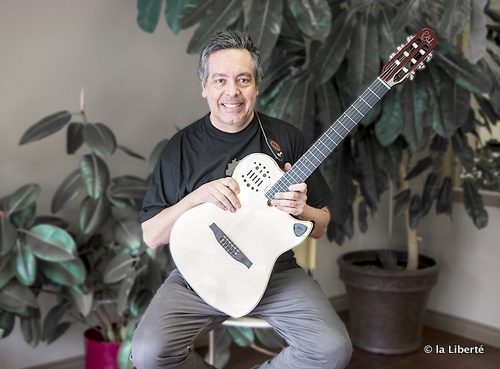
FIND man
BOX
[131,30,352,369]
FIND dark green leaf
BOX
[103,254,136,284]
[67,122,84,154]
[437,72,471,137]
[409,194,422,229]
[107,176,148,209]
[20,308,41,347]
[405,157,433,180]
[42,303,69,344]
[186,0,242,54]
[80,154,110,200]
[356,134,378,210]
[167,0,216,31]
[6,184,40,214]
[118,267,138,315]
[0,280,38,315]
[82,123,117,159]
[247,0,283,62]
[312,10,356,84]
[114,219,142,251]
[19,111,71,145]
[40,258,86,286]
[420,173,439,216]
[15,242,37,286]
[393,189,411,218]
[0,310,15,338]
[137,0,164,33]
[51,169,82,213]
[347,12,379,97]
[316,81,341,129]
[375,91,403,146]
[358,200,368,233]
[0,216,17,256]
[287,0,331,41]
[389,0,413,38]
[79,196,111,236]
[9,202,37,230]
[430,135,449,160]
[401,78,431,151]
[378,9,395,60]
[33,216,69,229]
[227,326,254,347]
[69,286,93,317]
[327,143,353,224]
[0,253,15,289]
[23,224,76,262]
[438,0,471,39]
[451,131,475,172]
[436,176,453,217]
[117,145,146,161]
[462,178,488,229]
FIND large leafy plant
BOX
[137,0,500,270]
[1,101,172,368]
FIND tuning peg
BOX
[417,64,426,70]
[406,35,414,42]
[389,53,396,59]
[397,46,402,51]
[425,53,433,62]
[409,72,416,81]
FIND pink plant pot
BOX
[84,328,121,369]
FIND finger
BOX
[288,183,307,193]
[223,177,240,194]
[283,162,292,172]
[216,183,240,210]
[210,192,237,212]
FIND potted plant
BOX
[0,92,173,369]
[137,0,500,357]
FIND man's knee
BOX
[131,329,186,369]
[316,329,352,369]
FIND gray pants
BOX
[131,268,352,369]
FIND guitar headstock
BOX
[380,28,438,87]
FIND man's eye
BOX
[215,79,224,84]
[239,78,250,84]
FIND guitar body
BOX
[170,153,313,317]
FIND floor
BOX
[222,324,500,369]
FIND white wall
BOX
[1,1,500,368]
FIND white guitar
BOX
[170,28,438,317]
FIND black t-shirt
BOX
[139,112,333,272]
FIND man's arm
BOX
[141,177,240,249]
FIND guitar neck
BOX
[265,77,390,200]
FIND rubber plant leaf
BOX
[114,218,143,251]
[80,153,110,200]
[166,0,215,31]
[227,326,255,347]
[186,0,242,54]
[137,0,164,33]
[67,122,84,154]
[469,0,488,63]
[405,157,433,181]
[42,303,70,344]
[103,253,136,284]
[23,224,76,262]
[117,145,146,161]
[0,279,38,316]
[79,196,111,236]
[375,90,403,147]
[0,216,17,257]
[20,308,41,347]
[393,189,411,218]
[51,169,82,213]
[247,0,283,62]
[5,184,40,215]
[15,241,37,286]
[438,0,471,40]
[0,310,15,338]
[19,111,71,145]
[39,258,86,286]
[69,285,93,317]
[409,194,422,229]
[287,0,331,41]
[420,172,439,217]
[82,123,117,159]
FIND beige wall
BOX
[1,1,500,368]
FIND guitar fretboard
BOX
[265,77,390,200]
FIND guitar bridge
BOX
[209,223,253,269]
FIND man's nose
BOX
[225,80,240,96]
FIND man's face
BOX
[202,48,258,133]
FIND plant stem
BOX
[400,162,419,271]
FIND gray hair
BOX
[197,30,263,89]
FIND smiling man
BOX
[131,31,352,369]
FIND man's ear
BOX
[201,83,207,98]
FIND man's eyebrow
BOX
[211,72,252,78]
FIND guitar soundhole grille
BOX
[240,161,270,192]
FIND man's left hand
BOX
[270,163,307,217]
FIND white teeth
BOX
[223,103,240,108]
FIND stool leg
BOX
[208,329,215,366]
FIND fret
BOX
[265,77,390,200]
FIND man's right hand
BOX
[189,177,241,212]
